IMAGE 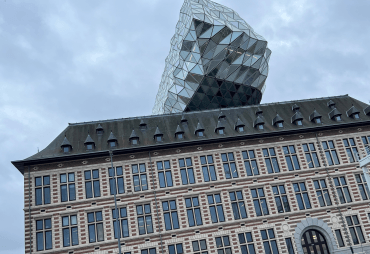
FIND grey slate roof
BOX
[12,95,370,172]
[309,110,322,121]
[347,105,360,116]
[272,114,284,125]
[84,134,95,144]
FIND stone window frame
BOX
[131,163,149,192]
[261,147,281,174]
[301,142,321,169]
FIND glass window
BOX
[185,197,202,227]
[343,138,359,163]
[157,161,173,188]
[179,158,195,185]
[162,200,179,231]
[168,243,183,254]
[293,182,311,210]
[61,173,76,202]
[333,176,352,204]
[141,248,156,254]
[192,239,208,254]
[36,218,52,251]
[242,150,259,176]
[131,138,138,145]
[322,141,340,166]
[261,229,279,254]
[35,175,51,206]
[62,215,78,247]
[155,135,162,142]
[272,185,290,213]
[302,143,320,168]
[262,148,280,173]
[132,164,148,192]
[335,115,342,121]
[85,170,101,198]
[251,188,269,216]
[346,215,366,245]
[335,229,345,247]
[283,145,300,171]
[230,191,247,220]
[295,120,303,126]
[285,238,295,254]
[276,122,283,128]
[314,118,322,124]
[217,128,225,135]
[137,204,153,235]
[109,141,116,147]
[257,124,264,130]
[221,152,239,179]
[63,146,70,153]
[355,174,370,200]
[207,194,225,223]
[238,232,256,254]
[313,179,332,207]
[200,155,217,182]
[238,126,244,132]
[197,131,204,137]
[112,207,129,239]
[87,211,104,243]
[215,236,232,253]
[176,133,183,139]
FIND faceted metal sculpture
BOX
[152,0,271,114]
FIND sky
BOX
[1,0,370,252]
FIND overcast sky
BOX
[1,0,370,252]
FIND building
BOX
[12,95,370,254]
[152,0,271,114]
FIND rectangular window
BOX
[361,136,370,146]
[132,164,148,192]
[179,158,195,185]
[112,207,129,239]
[343,138,359,163]
[302,143,320,168]
[168,243,183,254]
[335,229,345,247]
[85,170,100,198]
[313,179,332,207]
[200,155,217,182]
[35,175,51,206]
[261,229,279,254]
[60,173,76,202]
[272,185,290,213]
[230,191,247,220]
[262,148,280,173]
[283,145,300,171]
[62,215,78,247]
[36,218,52,251]
[285,238,295,254]
[192,239,208,254]
[355,174,370,200]
[333,176,352,204]
[293,182,311,210]
[215,236,232,253]
[238,232,256,254]
[157,161,173,188]
[322,141,340,166]
[221,152,239,179]
[162,200,179,231]
[242,150,259,176]
[87,211,104,243]
[137,204,153,235]
[251,188,269,216]
[185,197,202,227]
[141,248,156,254]
[207,194,225,223]
[109,166,125,195]
[346,215,366,245]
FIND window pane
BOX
[36,188,42,205]
[97,223,104,241]
[93,181,100,197]
[166,171,173,187]
[69,184,76,201]
[36,232,44,251]
[63,228,70,247]
[44,187,51,204]
[158,172,165,188]
[118,177,125,193]
[85,182,93,199]
[71,227,79,245]
[187,209,195,227]
[45,231,52,250]
[335,230,345,247]
[172,212,179,229]
[88,224,96,243]
[195,208,203,225]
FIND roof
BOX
[12,95,370,174]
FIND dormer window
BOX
[86,144,94,150]
[63,146,70,153]
[61,136,72,153]
[176,133,184,139]
[295,120,303,126]
[131,138,139,145]
[129,130,139,145]
[276,122,283,128]
[154,127,163,142]
[215,120,225,135]
[195,121,205,137]
[84,134,95,151]
[196,130,204,137]
[107,131,118,148]
[335,115,341,121]
[237,126,244,132]
[96,124,104,134]
[235,118,245,133]
[353,113,360,119]
[314,118,322,124]
[175,125,184,140]
[155,135,163,142]
[109,141,116,148]
[254,115,264,130]
[139,119,147,130]
[257,124,264,130]
[217,128,224,135]
[347,106,360,120]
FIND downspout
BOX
[28,166,32,254]
[149,152,164,254]
[315,133,353,253]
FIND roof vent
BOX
[96,124,103,134]
[139,119,147,129]
[255,107,263,116]
[181,115,188,123]
[292,104,300,112]
[61,136,72,153]
[218,111,226,120]
[347,105,360,119]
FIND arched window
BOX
[301,229,329,254]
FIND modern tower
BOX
[152,0,271,114]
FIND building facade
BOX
[13,95,370,254]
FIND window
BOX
[346,215,366,245]
[157,161,173,188]
[251,188,269,216]
[87,211,104,243]
[196,130,204,137]
[322,141,340,166]
[293,182,311,210]
[335,115,342,121]
[168,243,183,254]
[262,148,280,173]
[179,158,195,185]
[230,191,247,220]
[131,138,139,145]
[238,232,256,254]
[192,239,208,254]
[283,145,300,171]
[85,170,100,198]
[215,236,232,254]
[137,204,153,235]
[335,229,345,247]
[109,166,125,195]
[217,128,225,135]
[295,119,303,126]
[132,164,148,192]
[302,143,320,168]
[35,176,51,206]
[112,207,129,239]
[155,135,163,142]
[36,218,52,251]
[109,141,116,148]
[361,135,370,146]
[86,143,94,150]
[272,185,290,213]
[313,179,332,207]
[185,197,202,227]
[221,152,238,179]
[314,118,322,124]
[238,126,245,132]
[285,238,295,254]
[162,200,179,231]
[141,248,156,254]
[200,155,217,182]
[343,138,359,163]
[257,123,264,130]
[261,229,279,254]
[60,173,76,202]
[276,122,284,128]
[355,174,370,200]
[333,176,352,204]
[62,215,78,247]
[353,113,360,119]
[63,146,70,153]
[207,194,225,223]
[242,150,259,176]
[176,133,184,139]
